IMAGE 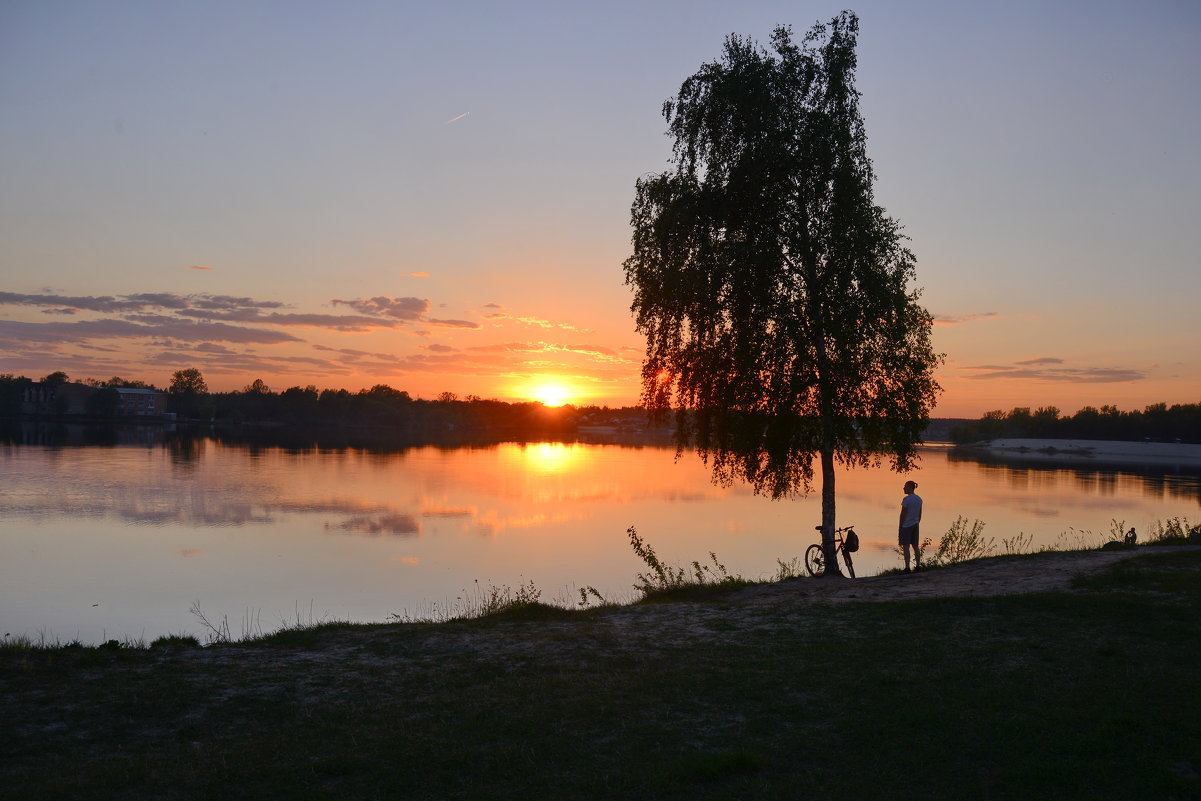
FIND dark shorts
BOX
[899,523,920,547]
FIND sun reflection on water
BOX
[516,442,580,475]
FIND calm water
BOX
[3,430,1199,643]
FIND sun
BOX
[529,382,573,407]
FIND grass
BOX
[883,514,1200,575]
[3,545,1200,800]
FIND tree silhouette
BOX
[624,12,941,572]
[168,368,210,419]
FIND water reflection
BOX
[945,448,1201,505]
[1,431,1198,644]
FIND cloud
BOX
[0,285,634,394]
[469,341,547,354]
[185,294,286,311]
[960,360,1145,383]
[0,290,438,335]
[0,291,146,314]
[312,344,403,362]
[329,296,482,329]
[425,317,481,329]
[482,311,588,332]
[177,309,400,331]
[933,312,999,326]
[467,341,629,363]
[145,348,355,376]
[0,318,302,345]
[331,296,430,320]
[0,291,284,315]
[182,265,214,271]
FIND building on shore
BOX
[18,381,169,418]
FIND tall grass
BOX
[0,631,147,652]
[1001,531,1034,555]
[390,579,546,623]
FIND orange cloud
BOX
[933,312,999,326]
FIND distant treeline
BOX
[950,403,1201,445]
[208,383,585,434]
[0,370,647,436]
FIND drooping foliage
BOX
[625,13,941,560]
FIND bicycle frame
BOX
[805,525,856,578]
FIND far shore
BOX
[958,437,1201,466]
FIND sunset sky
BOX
[2,0,1198,417]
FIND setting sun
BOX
[528,382,573,407]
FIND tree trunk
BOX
[819,447,842,577]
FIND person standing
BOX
[899,480,923,572]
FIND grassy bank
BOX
[3,546,1200,800]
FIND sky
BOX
[1,0,1198,417]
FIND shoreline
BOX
[956,437,1201,466]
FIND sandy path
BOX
[730,546,1196,605]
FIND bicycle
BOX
[805,525,857,578]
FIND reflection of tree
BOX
[329,514,421,537]
[167,434,205,471]
[947,450,1201,505]
[82,425,119,447]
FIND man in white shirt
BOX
[899,480,923,572]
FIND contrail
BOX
[444,111,470,125]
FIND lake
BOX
[3,426,1199,644]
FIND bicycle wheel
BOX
[804,544,826,577]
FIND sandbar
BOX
[958,438,1201,466]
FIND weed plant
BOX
[927,516,995,567]
[390,579,546,623]
[1145,516,1198,544]
[149,634,201,649]
[772,556,805,581]
[1002,531,1034,555]
[891,516,995,570]
[626,526,749,600]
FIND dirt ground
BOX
[730,546,1195,606]
[71,546,1195,672]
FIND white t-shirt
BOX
[900,493,923,528]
